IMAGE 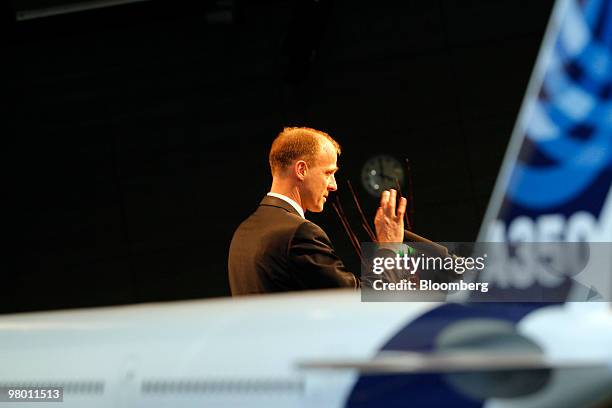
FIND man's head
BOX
[269,127,341,213]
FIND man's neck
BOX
[270,182,302,208]
[269,180,305,217]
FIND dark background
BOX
[5,0,554,314]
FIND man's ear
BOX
[295,160,308,181]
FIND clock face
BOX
[361,155,405,197]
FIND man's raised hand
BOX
[374,189,407,243]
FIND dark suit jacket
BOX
[228,195,360,295]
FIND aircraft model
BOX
[1,0,611,406]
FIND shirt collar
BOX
[266,192,305,219]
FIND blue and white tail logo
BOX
[474,0,612,300]
[481,0,612,243]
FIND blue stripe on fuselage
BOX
[345,303,548,408]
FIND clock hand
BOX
[376,158,388,180]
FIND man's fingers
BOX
[388,189,397,217]
[380,190,390,209]
[397,196,407,220]
[380,189,407,219]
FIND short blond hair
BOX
[269,127,341,175]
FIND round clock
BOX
[361,154,405,197]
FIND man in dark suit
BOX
[228,127,406,295]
